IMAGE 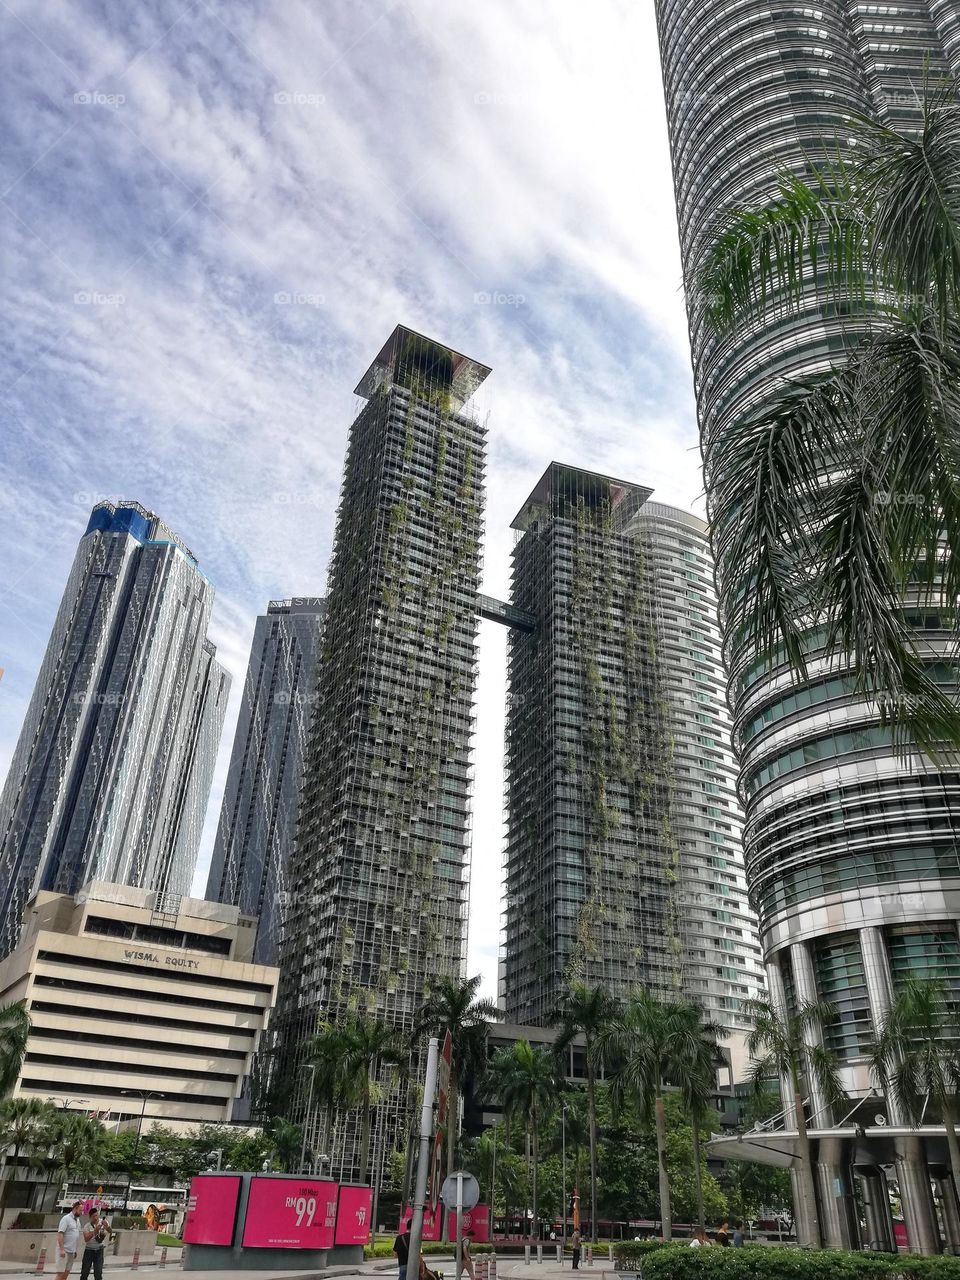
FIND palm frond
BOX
[850,82,960,323]
[700,167,868,330]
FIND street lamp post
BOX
[490,1125,497,1239]
[120,1091,158,1213]
[299,1066,316,1174]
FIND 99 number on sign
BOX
[286,1196,317,1227]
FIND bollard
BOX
[159,1247,167,1269]
[524,1243,531,1265]
[35,1248,46,1274]
[490,1254,497,1280]
[537,1244,543,1264]
[557,1244,562,1264]
[132,1248,140,1271]
[586,1245,593,1266]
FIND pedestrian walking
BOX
[394,1219,412,1280]
[55,1201,84,1280]
[689,1228,711,1248]
[716,1222,730,1247]
[732,1221,745,1248]
[80,1209,113,1280]
[462,1230,476,1280]
[571,1228,582,1270]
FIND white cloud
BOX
[0,0,698,1003]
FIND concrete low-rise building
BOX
[0,881,278,1129]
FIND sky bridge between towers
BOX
[476,593,536,632]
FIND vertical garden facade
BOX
[501,465,680,1022]
[274,327,488,1178]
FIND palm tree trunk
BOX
[586,1050,598,1245]
[359,1079,372,1184]
[942,1098,960,1241]
[794,1088,821,1248]
[443,1080,458,1242]
[0,1144,22,1211]
[691,1118,706,1232]
[654,1091,672,1241]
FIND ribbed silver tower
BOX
[206,596,325,967]
[0,501,230,960]
[631,502,765,1074]
[655,0,960,1254]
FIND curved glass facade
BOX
[655,0,960,1247]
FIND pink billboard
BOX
[448,1205,491,1243]
[242,1177,338,1249]
[182,1175,242,1246]
[400,1203,442,1241]
[335,1185,373,1245]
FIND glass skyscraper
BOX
[0,500,230,960]
[654,0,960,1252]
[272,327,487,1178]
[501,466,764,1059]
[206,596,326,967]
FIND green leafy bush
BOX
[613,1240,672,1268]
[638,1244,960,1280]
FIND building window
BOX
[815,935,872,1060]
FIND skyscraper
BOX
[206,597,326,967]
[273,327,487,1177]
[655,0,960,1251]
[0,500,230,960]
[501,466,763,1056]
[632,501,765,1067]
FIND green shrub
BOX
[638,1244,960,1280]
[613,1240,672,1268]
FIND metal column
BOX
[856,1166,895,1253]
[896,1135,941,1256]
[933,1169,960,1255]
[817,1137,859,1250]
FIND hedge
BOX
[633,1244,960,1280]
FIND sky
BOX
[0,0,701,1001]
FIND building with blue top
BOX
[0,501,230,960]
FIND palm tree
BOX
[267,1117,302,1173]
[339,1014,406,1183]
[0,1098,56,1210]
[49,1114,110,1193]
[490,1040,557,1241]
[552,983,618,1242]
[670,1003,726,1233]
[0,1003,30,1097]
[414,975,499,1181]
[306,1022,351,1161]
[597,992,695,1241]
[698,86,960,753]
[744,997,842,1248]
[872,977,960,1210]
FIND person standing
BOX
[689,1228,711,1248]
[571,1228,582,1270]
[56,1201,84,1280]
[716,1222,730,1247]
[393,1219,412,1280]
[732,1220,745,1247]
[80,1209,112,1280]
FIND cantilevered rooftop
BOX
[354,324,491,411]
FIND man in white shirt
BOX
[56,1201,84,1280]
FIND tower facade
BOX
[501,467,763,1048]
[632,502,765,1062]
[206,597,326,967]
[274,327,487,1177]
[655,0,960,1251]
[0,501,229,960]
